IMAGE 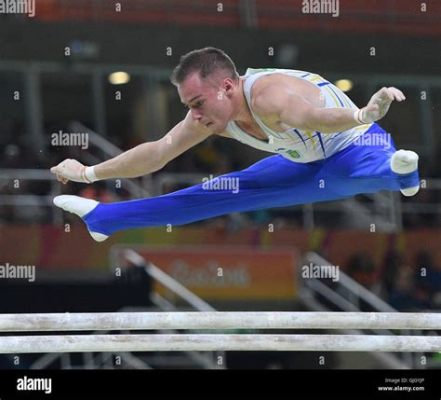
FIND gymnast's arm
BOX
[253,85,406,134]
[50,112,214,184]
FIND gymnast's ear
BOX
[223,78,235,98]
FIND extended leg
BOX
[54,155,340,239]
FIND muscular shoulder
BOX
[250,74,295,116]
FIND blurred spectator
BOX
[415,250,441,308]
[345,251,378,289]
[388,264,431,311]
[2,144,22,169]
[402,189,440,228]
[379,249,433,310]
[380,249,403,297]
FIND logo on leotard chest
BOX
[286,150,301,159]
[275,148,301,159]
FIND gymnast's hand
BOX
[360,87,406,123]
[50,159,89,184]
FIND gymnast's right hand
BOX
[50,159,88,184]
[361,86,406,123]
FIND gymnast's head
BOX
[171,47,240,133]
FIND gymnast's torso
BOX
[224,68,373,163]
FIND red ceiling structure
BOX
[34,0,441,37]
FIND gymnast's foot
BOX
[390,149,420,196]
[53,195,109,242]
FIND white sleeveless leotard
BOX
[226,68,372,163]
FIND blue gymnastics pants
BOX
[83,124,419,236]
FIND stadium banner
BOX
[110,245,299,301]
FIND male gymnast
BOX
[51,47,420,242]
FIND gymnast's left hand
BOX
[361,87,406,123]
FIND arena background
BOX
[0,0,441,370]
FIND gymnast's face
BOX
[178,71,236,133]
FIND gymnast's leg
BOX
[54,154,336,240]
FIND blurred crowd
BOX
[343,249,441,312]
